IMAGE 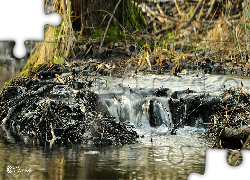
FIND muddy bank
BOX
[1,59,250,149]
[0,69,138,146]
[70,38,250,79]
[208,88,250,149]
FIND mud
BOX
[0,69,138,147]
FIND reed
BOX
[22,0,75,77]
[202,1,250,60]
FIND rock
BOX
[92,48,102,59]
[154,87,169,97]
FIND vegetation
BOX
[4,0,250,169]
[21,0,147,77]
[21,0,250,78]
[22,0,74,76]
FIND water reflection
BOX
[0,60,213,180]
[0,128,211,180]
[0,59,26,91]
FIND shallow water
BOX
[0,59,26,91]
[0,128,212,180]
[1,60,250,179]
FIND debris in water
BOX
[0,70,138,147]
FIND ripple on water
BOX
[84,151,100,155]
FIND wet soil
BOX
[1,38,250,149]
[0,70,138,147]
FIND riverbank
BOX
[0,70,139,147]
[1,58,250,150]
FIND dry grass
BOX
[127,1,250,73]
[201,1,250,60]
[21,0,250,77]
[22,0,75,77]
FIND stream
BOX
[1,59,250,179]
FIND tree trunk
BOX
[71,0,146,40]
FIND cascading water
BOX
[99,87,173,131]
[92,74,229,135]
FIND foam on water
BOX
[92,73,250,140]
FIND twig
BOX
[156,1,165,16]
[242,134,250,148]
[49,123,61,148]
[228,150,241,165]
[205,0,216,20]
[66,0,72,58]
[145,4,166,23]
[156,13,180,22]
[180,0,205,29]
[1,98,27,126]
[174,0,185,16]
[228,135,250,165]
[99,0,122,51]
[141,5,179,22]
[55,74,65,84]
[223,17,234,29]
[170,102,203,134]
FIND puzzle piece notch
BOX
[0,0,61,59]
[188,149,249,180]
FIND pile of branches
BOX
[140,0,244,40]
[0,68,138,146]
[205,87,250,149]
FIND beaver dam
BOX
[0,70,138,146]
[1,62,250,151]
[1,59,250,178]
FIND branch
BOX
[180,0,205,29]
[99,0,122,51]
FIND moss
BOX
[92,24,121,43]
[52,56,64,64]
[121,34,149,47]
[90,0,148,42]
[92,28,105,39]
[21,61,47,77]
[106,24,121,42]
[21,61,32,76]
[21,0,147,77]
[33,63,47,72]
[4,79,12,88]
[116,0,146,31]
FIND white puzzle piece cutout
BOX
[0,0,61,58]
[188,149,249,180]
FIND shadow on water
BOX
[0,129,209,180]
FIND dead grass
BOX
[21,0,75,77]
[22,0,250,77]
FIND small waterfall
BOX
[154,101,172,127]
[195,116,204,128]
[184,104,187,117]
[101,92,173,130]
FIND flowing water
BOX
[1,60,250,179]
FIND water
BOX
[0,59,26,91]
[0,129,211,180]
[1,61,250,179]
